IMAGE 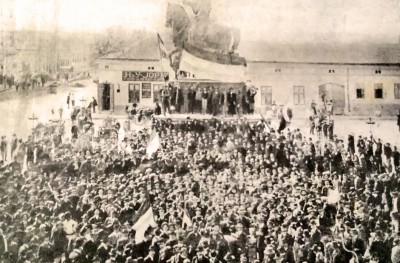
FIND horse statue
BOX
[166,1,242,70]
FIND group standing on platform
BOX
[158,84,257,116]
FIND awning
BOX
[179,50,246,82]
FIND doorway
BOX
[102,83,111,110]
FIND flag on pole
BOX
[327,187,340,204]
[157,33,168,59]
[146,130,160,158]
[182,209,193,228]
[22,153,28,173]
[132,199,157,243]
[278,116,287,133]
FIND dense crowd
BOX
[1,109,400,263]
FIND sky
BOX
[13,0,400,44]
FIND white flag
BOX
[327,187,340,204]
[182,209,192,228]
[22,153,28,173]
[133,200,157,243]
[146,131,160,158]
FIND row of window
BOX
[268,69,384,74]
[0,8,13,18]
[356,83,400,99]
[260,86,305,106]
[72,54,87,63]
[127,83,164,104]
[260,83,400,106]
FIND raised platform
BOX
[153,113,263,123]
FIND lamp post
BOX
[366,117,375,135]
[28,113,38,141]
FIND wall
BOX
[246,62,400,116]
[97,59,174,112]
[348,67,400,115]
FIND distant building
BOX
[5,30,94,81]
[96,31,400,116]
[0,0,16,75]
[241,42,400,116]
[96,33,174,112]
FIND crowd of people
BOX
[1,103,400,263]
[0,74,15,90]
[158,84,257,116]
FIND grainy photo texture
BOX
[0,0,400,263]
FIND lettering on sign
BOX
[122,71,169,81]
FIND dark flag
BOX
[278,116,287,133]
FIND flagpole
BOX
[156,32,169,90]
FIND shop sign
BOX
[122,71,169,82]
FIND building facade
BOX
[96,34,174,112]
[4,31,94,82]
[97,34,400,116]
[0,0,16,75]
[248,62,400,116]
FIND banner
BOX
[179,50,246,82]
[132,199,157,243]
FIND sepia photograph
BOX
[0,0,400,262]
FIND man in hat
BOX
[38,234,54,263]
[233,222,247,257]
[185,222,201,259]
[227,88,237,116]
[188,86,196,114]
[10,133,18,159]
[71,121,79,139]
[52,221,68,259]
[161,85,172,116]
[172,85,184,114]
[0,136,7,162]
[211,88,221,116]
[368,230,391,262]
[191,245,209,263]
[201,87,209,115]
[246,86,257,114]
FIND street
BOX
[0,80,97,140]
[0,82,399,148]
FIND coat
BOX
[188,90,196,102]
[227,92,236,105]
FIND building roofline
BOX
[247,60,400,67]
[97,58,160,62]
[177,79,244,84]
